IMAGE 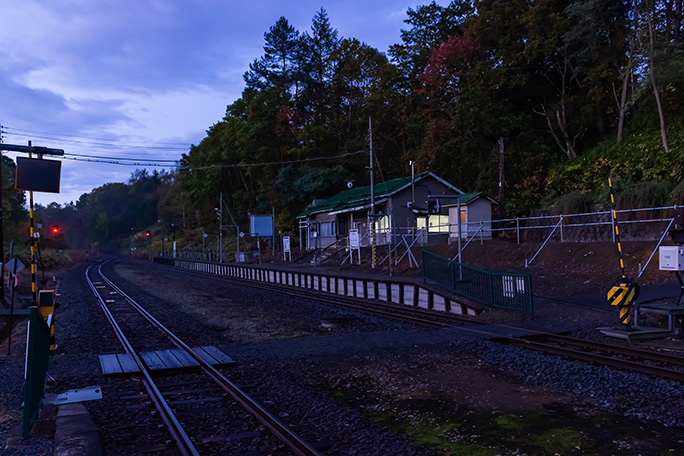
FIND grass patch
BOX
[321,376,680,455]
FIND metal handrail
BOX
[526,218,563,267]
[638,218,675,278]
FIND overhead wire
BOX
[61,156,179,168]
[1,124,366,169]
[2,126,189,149]
[66,152,179,163]
[182,150,366,171]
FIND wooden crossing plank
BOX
[141,351,166,371]
[171,349,200,368]
[99,354,123,375]
[155,349,185,369]
[200,346,235,366]
[117,354,140,373]
[192,346,219,365]
[101,346,233,375]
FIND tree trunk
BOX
[651,75,670,153]
[646,6,670,153]
[616,64,630,143]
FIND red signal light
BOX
[51,225,60,234]
[145,231,151,237]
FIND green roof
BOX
[440,192,483,206]
[298,172,430,218]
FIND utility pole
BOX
[498,137,505,217]
[0,125,4,308]
[218,193,223,262]
[369,117,376,269]
[221,195,240,260]
[410,160,415,207]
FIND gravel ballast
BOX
[2,257,684,455]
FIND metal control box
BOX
[659,246,684,271]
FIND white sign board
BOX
[349,229,360,248]
[283,236,291,252]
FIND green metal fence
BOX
[22,306,51,437]
[422,250,534,314]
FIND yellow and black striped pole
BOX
[29,190,37,306]
[609,177,626,278]
[607,177,639,327]
[28,145,38,307]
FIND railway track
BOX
[152,261,684,384]
[86,260,322,456]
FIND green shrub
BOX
[553,190,593,214]
[37,249,73,269]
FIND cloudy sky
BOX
[0,0,446,205]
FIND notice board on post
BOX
[15,157,62,193]
[250,215,273,237]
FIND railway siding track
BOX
[154,260,684,384]
[86,260,323,456]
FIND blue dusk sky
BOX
[0,0,447,206]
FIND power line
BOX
[62,150,364,169]
[183,151,366,171]
[65,152,179,163]
[1,124,366,169]
[61,156,179,168]
[2,125,189,149]
[3,130,188,152]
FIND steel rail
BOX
[466,321,684,368]
[530,333,684,367]
[85,262,199,456]
[152,262,684,382]
[434,324,684,382]
[499,336,684,383]
[96,261,322,456]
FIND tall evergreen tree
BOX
[244,17,302,97]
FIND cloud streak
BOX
[0,0,449,205]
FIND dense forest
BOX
[10,0,684,258]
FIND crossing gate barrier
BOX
[422,250,534,314]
